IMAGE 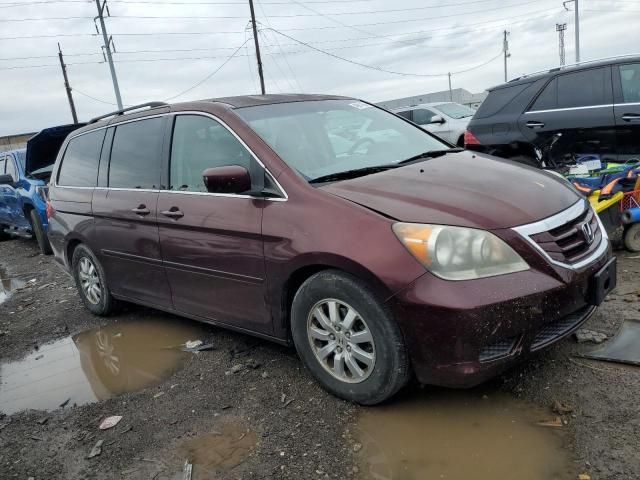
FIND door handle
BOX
[161,208,184,219]
[621,114,640,122]
[526,121,545,129]
[131,205,150,216]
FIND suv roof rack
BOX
[509,53,640,83]
[89,101,168,124]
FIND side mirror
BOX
[0,174,15,187]
[430,115,445,125]
[202,166,251,194]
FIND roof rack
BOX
[509,53,640,82]
[89,101,168,124]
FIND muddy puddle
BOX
[355,391,574,480]
[0,266,25,305]
[174,422,257,479]
[0,319,204,415]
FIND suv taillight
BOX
[464,130,481,146]
[46,201,54,220]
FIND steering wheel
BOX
[347,137,376,155]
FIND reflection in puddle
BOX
[0,266,25,305]
[356,392,574,480]
[0,319,203,414]
[176,422,257,480]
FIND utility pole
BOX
[448,73,452,101]
[248,0,265,94]
[503,30,510,82]
[564,0,580,62]
[556,23,567,66]
[57,43,78,123]
[94,0,123,109]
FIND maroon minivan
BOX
[47,95,616,404]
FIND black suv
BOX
[465,55,640,167]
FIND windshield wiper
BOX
[309,165,398,184]
[397,148,464,165]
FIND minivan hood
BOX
[320,151,581,230]
[25,123,86,175]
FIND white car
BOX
[391,102,476,146]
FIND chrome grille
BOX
[529,206,601,265]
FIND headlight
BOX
[392,223,529,281]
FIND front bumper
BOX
[387,248,612,388]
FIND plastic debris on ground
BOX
[99,415,123,430]
[581,319,640,366]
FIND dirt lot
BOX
[0,237,639,480]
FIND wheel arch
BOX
[275,254,393,340]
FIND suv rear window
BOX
[530,78,557,111]
[109,118,164,189]
[57,130,106,187]
[557,67,607,108]
[474,83,531,119]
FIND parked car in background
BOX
[392,102,475,146]
[48,95,615,405]
[0,124,83,254]
[465,55,640,167]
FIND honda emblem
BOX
[582,222,595,245]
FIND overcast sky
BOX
[0,0,637,135]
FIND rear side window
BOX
[619,63,640,103]
[474,83,531,119]
[530,78,557,111]
[412,108,436,124]
[57,130,105,187]
[557,68,607,108]
[109,118,164,189]
[395,110,412,120]
[169,115,252,192]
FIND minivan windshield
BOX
[236,100,449,182]
[434,103,476,119]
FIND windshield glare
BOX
[434,103,476,119]
[236,100,448,181]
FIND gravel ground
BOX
[0,236,638,480]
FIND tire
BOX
[624,224,640,252]
[0,225,9,241]
[291,270,411,405]
[72,244,116,316]
[29,209,52,255]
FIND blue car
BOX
[0,124,84,254]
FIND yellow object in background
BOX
[589,190,624,214]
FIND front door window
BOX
[170,115,253,193]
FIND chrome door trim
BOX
[526,104,613,114]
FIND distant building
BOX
[0,132,36,153]
[376,88,488,110]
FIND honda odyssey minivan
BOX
[47,95,616,405]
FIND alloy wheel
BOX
[78,257,102,305]
[307,299,376,383]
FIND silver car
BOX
[392,102,476,146]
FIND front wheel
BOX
[291,270,411,405]
[29,209,52,255]
[72,244,116,316]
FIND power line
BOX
[265,27,503,78]
[0,6,560,41]
[164,37,251,101]
[0,0,550,22]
